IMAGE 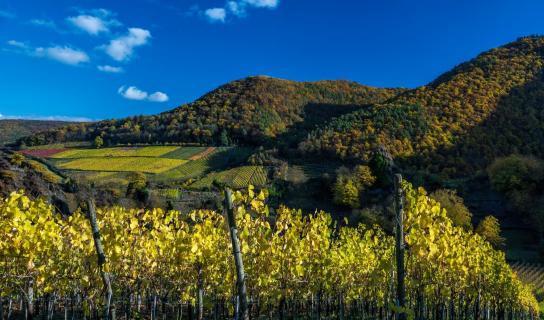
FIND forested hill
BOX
[0,119,74,145]
[300,36,544,177]
[17,77,404,147]
[17,36,544,180]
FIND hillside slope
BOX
[18,77,404,146]
[0,119,73,145]
[300,36,544,177]
[18,36,544,181]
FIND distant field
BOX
[21,148,68,158]
[25,142,91,150]
[57,157,186,174]
[67,171,131,187]
[189,166,268,189]
[23,145,259,188]
[51,146,179,158]
[160,146,208,159]
[153,147,253,182]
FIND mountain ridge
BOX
[19,76,405,146]
[17,36,544,180]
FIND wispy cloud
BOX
[227,1,246,17]
[204,0,279,23]
[36,46,90,65]
[243,0,279,8]
[67,8,121,35]
[7,40,26,48]
[7,41,90,66]
[68,15,109,35]
[0,10,15,19]
[205,8,227,23]
[97,65,124,73]
[103,28,151,62]
[28,19,57,29]
[0,114,93,122]
[118,86,169,103]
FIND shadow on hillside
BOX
[401,73,544,260]
[415,72,544,180]
[271,103,363,150]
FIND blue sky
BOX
[0,0,543,121]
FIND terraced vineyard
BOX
[511,262,544,290]
[160,146,208,159]
[18,145,260,189]
[51,146,180,158]
[67,171,132,187]
[189,165,268,189]
[152,147,253,182]
[57,157,186,173]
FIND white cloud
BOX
[7,40,27,48]
[0,10,15,19]
[207,0,278,22]
[29,19,57,29]
[103,28,151,61]
[6,39,89,66]
[118,86,169,102]
[89,8,113,18]
[97,65,124,73]
[148,91,169,102]
[118,86,148,100]
[243,0,279,8]
[0,114,93,122]
[36,46,90,65]
[67,8,121,35]
[67,15,109,35]
[205,8,226,23]
[227,1,246,17]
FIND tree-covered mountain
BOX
[18,76,404,147]
[0,119,73,145]
[18,36,544,181]
[300,36,544,178]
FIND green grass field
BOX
[51,146,180,158]
[57,157,186,173]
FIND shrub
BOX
[487,155,544,194]
[476,215,505,249]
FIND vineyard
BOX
[0,182,538,320]
[57,157,186,174]
[19,146,257,189]
[152,147,254,183]
[511,262,544,291]
[188,166,268,189]
[50,146,180,159]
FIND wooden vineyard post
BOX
[394,174,406,320]
[224,188,249,320]
[87,199,114,320]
